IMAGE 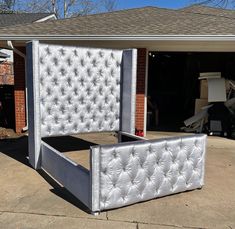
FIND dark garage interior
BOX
[147,51,235,133]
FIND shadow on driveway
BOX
[0,136,91,214]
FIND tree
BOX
[194,0,234,8]
[9,0,117,18]
[0,0,16,11]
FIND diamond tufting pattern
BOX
[38,44,123,137]
[96,134,206,210]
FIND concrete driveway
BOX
[0,133,234,229]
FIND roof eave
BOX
[2,35,235,41]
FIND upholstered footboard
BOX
[91,134,207,212]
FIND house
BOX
[0,12,56,129]
[1,5,235,135]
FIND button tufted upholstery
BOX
[92,134,206,210]
[38,44,123,137]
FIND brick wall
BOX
[14,47,26,133]
[135,48,147,134]
[0,61,14,85]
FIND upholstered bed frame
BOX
[27,41,207,214]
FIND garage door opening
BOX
[147,52,235,132]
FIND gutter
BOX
[2,35,235,41]
[7,41,28,132]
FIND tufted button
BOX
[73,87,78,95]
[112,150,117,158]
[80,115,84,123]
[73,123,78,130]
[110,86,114,95]
[104,113,108,121]
[110,68,115,77]
[99,121,104,130]
[60,67,66,76]
[78,77,85,86]
[110,52,115,59]
[87,68,92,77]
[60,87,65,96]
[104,95,109,104]
[116,60,121,67]
[79,96,85,105]
[67,114,72,123]
[98,69,103,77]
[73,49,78,56]
[131,147,135,156]
[52,77,58,86]
[66,57,72,66]
[52,57,59,66]
[91,114,96,121]
[67,77,72,86]
[46,67,52,76]
[165,143,168,151]
[60,124,65,132]
[40,97,45,105]
[109,121,114,129]
[59,105,65,114]
[53,97,59,105]
[67,96,72,104]
[92,77,98,86]
[92,58,98,67]
[40,76,44,86]
[99,86,103,95]
[59,48,65,55]
[148,145,152,153]
[86,123,90,130]
[102,168,107,174]
[54,115,59,124]
[47,125,52,134]
[46,47,51,55]
[86,104,91,113]
[46,87,51,96]
[99,51,104,57]
[40,57,44,65]
[73,68,78,76]
[74,106,78,114]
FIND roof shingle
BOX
[0,12,55,28]
[1,6,235,36]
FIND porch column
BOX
[135,48,147,135]
[14,47,26,133]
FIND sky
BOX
[117,0,194,10]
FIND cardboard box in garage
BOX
[195,98,208,114]
[200,79,208,99]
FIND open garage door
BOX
[147,52,235,137]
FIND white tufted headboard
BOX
[27,41,137,169]
[39,44,124,137]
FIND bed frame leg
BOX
[91,211,100,216]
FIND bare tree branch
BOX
[193,0,235,8]
[0,0,117,17]
[0,0,16,10]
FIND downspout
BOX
[7,41,28,132]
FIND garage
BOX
[147,51,235,137]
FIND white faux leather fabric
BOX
[38,44,123,137]
[93,134,206,210]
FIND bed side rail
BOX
[41,141,90,209]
